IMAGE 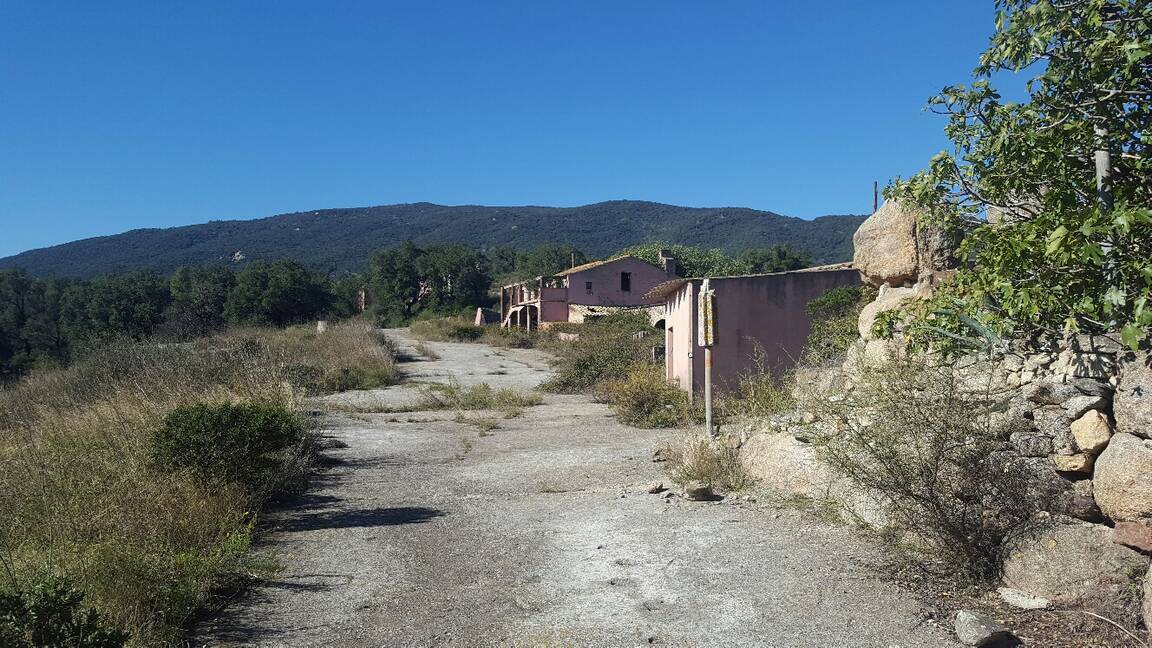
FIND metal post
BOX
[873,180,878,213]
[704,346,714,437]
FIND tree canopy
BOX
[889,0,1152,351]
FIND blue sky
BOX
[0,2,997,258]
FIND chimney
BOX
[658,249,678,277]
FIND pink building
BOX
[649,265,861,394]
[501,253,677,330]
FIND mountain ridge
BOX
[0,200,867,278]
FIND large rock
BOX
[853,200,921,287]
[1093,433,1152,523]
[1069,410,1113,455]
[1115,351,1152,439]
[739,432,887,528]
[1002,521,1148,607]
[857,285,916,340]
[853,199,958,288]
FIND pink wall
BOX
[566,257,669,307]
[664,269,861,393]
[663,281,696,390]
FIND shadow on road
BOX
[278,506,446,532]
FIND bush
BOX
[152,402,306,493]
[802,284,875,366]
[806,352,1057,583]
[663,437,749,491]
[0,577,129,648]
[540,312,658,393]
[417,381,543,416]
[410,317,483,342]
[600,364,698,428]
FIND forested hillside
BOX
[0,200,865,278]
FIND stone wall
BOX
[739,200,1152,626]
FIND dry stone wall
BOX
[740,199,1152,627]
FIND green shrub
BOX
[418,381,543,416]
[0,577,129,648]
[541,313,658,393]
[802,284,875,366]
[410,317,483,342]
[151,402,306,493]
[600,364,698,428]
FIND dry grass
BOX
[0,322,397,645]
[417,381,543,417]
[410,317,536,348]
[661,435,750,492]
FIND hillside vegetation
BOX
[0,200,865,278]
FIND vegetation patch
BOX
[419,381,543,418]
[599,364,699,428]
[540,313,659,394]
[0,323,397,645]
[662,436,749,492]
[805,354,1057,583]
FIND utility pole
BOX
[873,180,879,213]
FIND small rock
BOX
[1113,521,1152,553]
[683,481,714,501]
[1072,378,1113,397]
[954,609,1016,647]
[652,447,672,463]
[1070,410,1113,455]
[659,491,675,499]
[1024,380,1080,405]
[1064,480,1104,523]
[1051,453,1094,474]
[646,481,667,494]
[1064,394,1108,419]
[997,587,1051,610]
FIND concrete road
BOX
[196,330,957,648]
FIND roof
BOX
[644,263,858,301]
[553,255,655,277]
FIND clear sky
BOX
[0,1,997,258]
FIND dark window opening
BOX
[620,272,631,292]
[585,281,593,293]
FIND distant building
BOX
[501,252,677,330]
[648,265,861,394]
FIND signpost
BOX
[697,279,717,437]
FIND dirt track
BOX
[196,330,958,648]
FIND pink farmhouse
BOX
[649,265,861,394]
[500,253,677,330]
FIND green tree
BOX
[415,244,491,314]
[60,271,170,347]
[224,261,333,327]
[737,245,812,273]
[889,0,1152,351]
[368,242,424,326]
[164,265,236,338]
[513,243,587,280]
[616,242,744,278]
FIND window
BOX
[585,281,593,293]
[620,272,632,292]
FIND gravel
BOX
[195,330,958,648]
